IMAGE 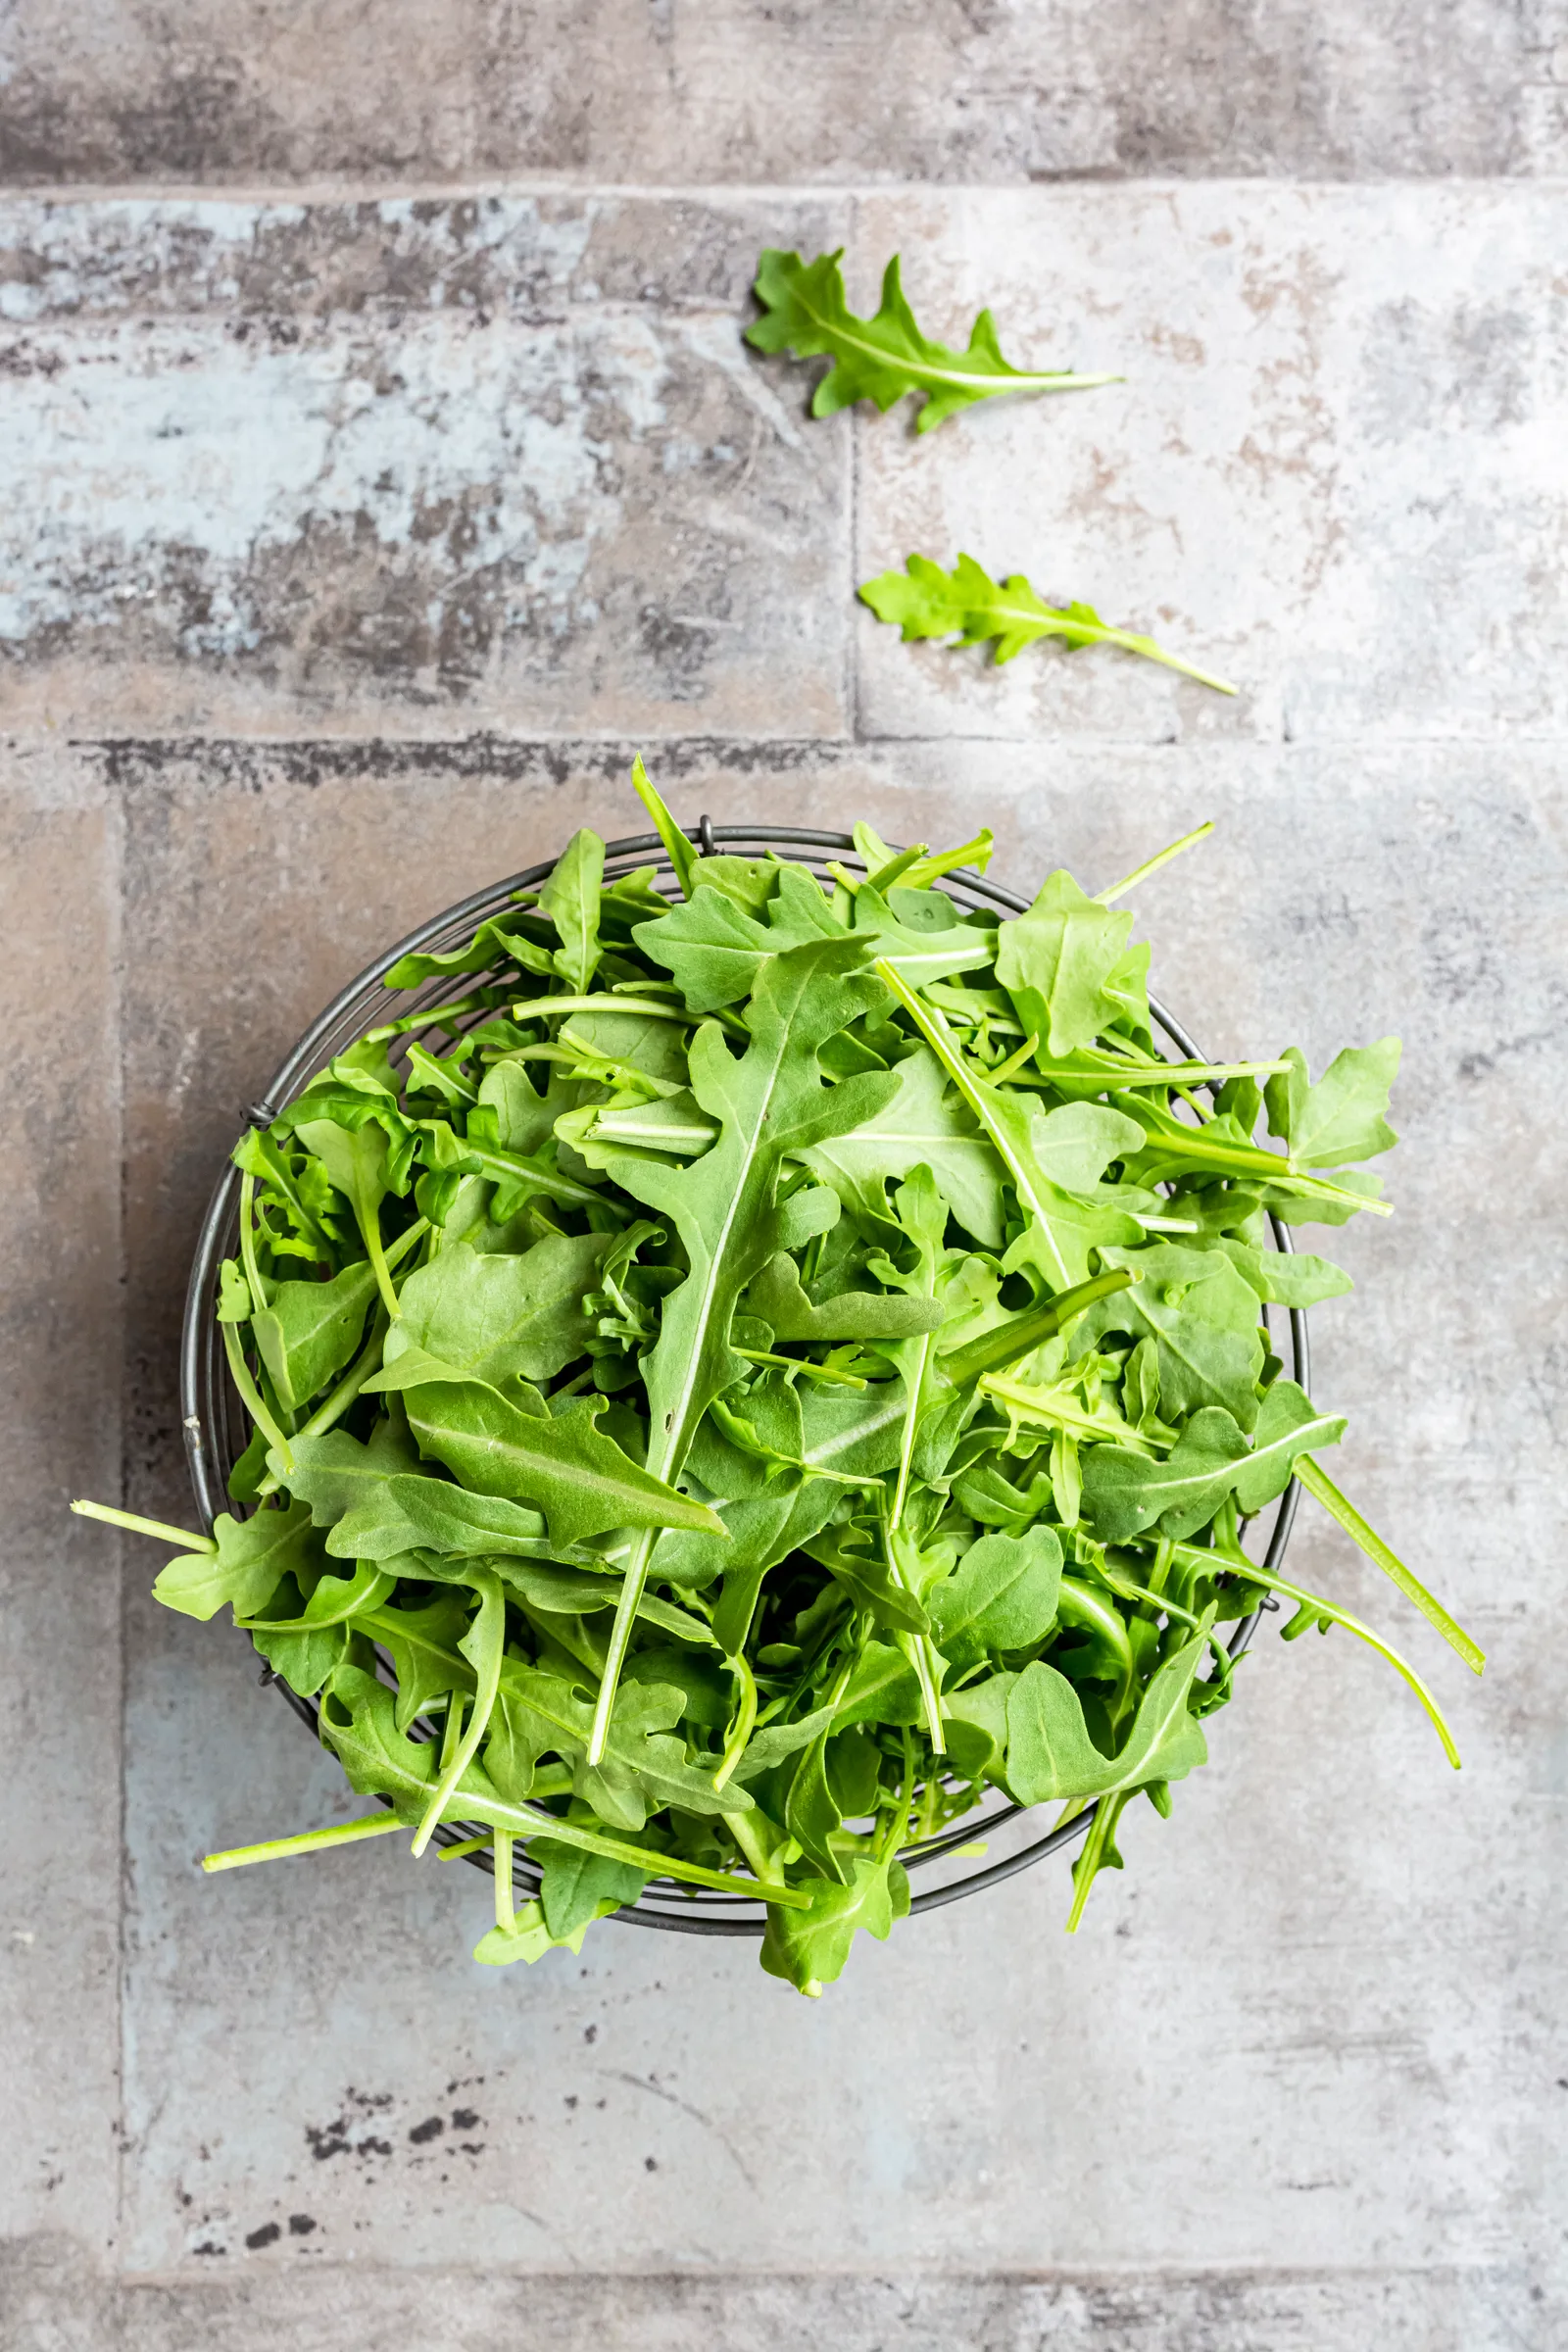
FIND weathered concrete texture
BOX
[0,196,851,737]
[0,2246,1553,2352]
[0,1,1566,187]
[0,745,122,2257]
[3,186,1565,747]
[102,736,1562,2295]
[854,184,1568,746]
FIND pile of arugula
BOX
[77,766,1481,1994]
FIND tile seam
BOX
[106,745,128,2283]
[1,176,1566,207]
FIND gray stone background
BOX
[2,7,1564,2348]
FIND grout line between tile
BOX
[4,174,1566,207]
[847,189,860,747]
[106,748,128,2277]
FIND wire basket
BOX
[181,820,1306,1936]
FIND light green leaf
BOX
[927,1527,1063,1670]
[152,1499,319,1623]
[390,1232,607,1385]
[538,826,605,994]
[747,248,1115,432]
[859,552,1235,692]
[1265,1040,1401,1168]
[368,1361,724,1548]
[760,1853,910,1996]
[1004,1616,1213,1804]
[996,871,1140,1058]
[797,1043,1005,1250]
[1081,1407,1251,1544]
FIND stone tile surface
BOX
[853,184,1568,748]
[0,196,850,737]
[1,27,1564,2335]
[0,743,122,2260]
[0,2,1564,187]
[104,738,1563,2298]
[0,2249,1553,2352]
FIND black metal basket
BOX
[181,821,1305,1936]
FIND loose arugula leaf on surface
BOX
[85,768,1475,1990]
[747,248,1118,433]
[859,553,1237,693]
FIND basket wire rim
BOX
[179,819,1306,1937]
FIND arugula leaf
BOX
[927,1527,1063,1671]
[760,1853,910,1995]
[366,1358,723,1547]
[391,1233,607,1385]
[250,1259,380,1413]
[152,1500,320,1623]
[294,1116,407,1320]
[995,872,1138,1059]
[1088,1243,1266,1430]
[747,249,1117,433]
[1265,1040,1401,1167]
[859,553,1237,692]
[537,827,605,994]
[1004,1617,1213,1804]
[796,1043,1005,1250]
[534,1839,648,1940]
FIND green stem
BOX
[1169,1539,1461,1769]
[941,1267,1136,1389]
[512,994,689,1024]
[1065,1789,1129,1933]
[443,1135,614,1215]
[359,1201,402,1324]
[1094,820,1215,906]
[732,1346,866,1391]
[362,990,496,1044]
[238,1173,270,1310]
[984,1030,1040,1086]
[71,1498,217,1552]
[1295,1454,1484,1675]
[211,1798,808,1906]
[222,1318,294,1471]
[987,602,1237,695]
[412,1572,505,1857]
[711,1651,760,1792]
[203,1812,405,1871]
[493,1830,514,1931]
